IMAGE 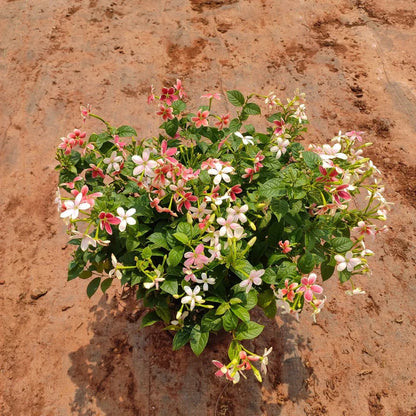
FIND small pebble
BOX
[0,280,5,285]
[30,288,48,300]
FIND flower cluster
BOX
[56,81,389,383]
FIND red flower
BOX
[98,212,121,235]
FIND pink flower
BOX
[174,79,186,99]
[279,279,298,302]
[297,273,323,302]
[240,269,265,293]
[160,87,178,105]
[58,136,76,155]
[345,130,364,142]
[80,104,92,121]
[217,216,240,238]
[228,184,242,201]
[147,85,155,104]
[273,119,286,135]
[184,244,210,269]
[215,113,230,129]
[160,140,177,163]
[316,166,338,183]
[86,164,105,179]
[156,105,174,121]
[238,350,260,371]
[242,167,255,182]
[201,93,221,100]
[279,240,292,254]
[330,184,352,205]
[98,212,121,235]
[192,109,210,128]
[212,360,233,381]
[176,192,198,213]
[352,220,376,237]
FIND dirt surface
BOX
[1,0,416,415]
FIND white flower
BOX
[320,143,348,161]
[60,193,91,220]
[276,299,291,314]
[292,103,307,122]
[116,207,136,232]
[208,162,234,185]
[70,231,97,251]
[181,285,204,310]
[217,216,240,238]
[104,151,123,173]
[261,347,273,375]
[270,137,290,159]
[234,131,254,146]
[196,272,216,291]
[239,269,264,293]
[143,270,165,290]
[226,204,248,223]
[345,287,366,296]
[109,253,122,279]
[334,251,361,272]
[132,148,158,177]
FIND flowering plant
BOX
[56,80,389,383]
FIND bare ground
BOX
[1,0,416,415]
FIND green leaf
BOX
[302,151,322,169]
[165,118,179,138]
[338,269,351,283]
[226,90,245,107]
[243,102,261,115]
[271,199,289,221]
[100,278,113,293]
[245,291,258,310]
[190,326,209,356]
[141,246,152,259]
[276,262,298,282]
[259,178,287,199]
[87,277,101,298]
[155,306,171,323]
[262,268,277,284]
[258,289,275,308]
[331,237,354,253]
[68,261,84,281]
[79,269,92,279]
[201,311,223,332]
[231,304,250,322]
[235,321,264,341]
[231,259,253,280]
[176,222,193,239]
[216,302,230,316]
[116,125,137,137]
[160,278,178,296]
[222,310,239,331]
[263,299,277,319]
[126,238,140,252]
[298,252,315,274]
[228,118,242,133]
[321,260,335,281]
[148,232,169,250]
[172,326,192,350]
[173,232,189,245]
[172,100,186,114]
[167,246,184,267]
[94,132,113,149]
[229,297,243,305]
[141,311,160,328]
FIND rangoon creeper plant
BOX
[56,80,389,383]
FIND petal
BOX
[304,289,313,302]
[311,284,323,294]
[117,207,125,216]
[126,208,136,217]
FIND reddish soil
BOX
[1,0,416,415]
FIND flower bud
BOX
[248,236,257,247]
[248,220,256,231]
[187,212,193,224]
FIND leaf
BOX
[141,246,152,259]
[172,100,186,114]
[116,125,137,137]
[172,326,192,350]
[176,222,193,239]
[222,310,239,331]
[270,199,289,221]
[243,102,261,115]
[100,278,113,294]
[262,267,277,284]
[79,269,93,279]
[148,232,169,250]
[338,269,351,283]
[155,306,171,323]
[68,261,84,281]
[126,238,140,252]
[190,326,209,356]
[231,304,250,322]
[259,178,287,199]
[298,252,315,274]
[263,299,277,319]
[321,260,335,281]
[216,302,230,316]
[141,311,160,328]
[276,262,298,282]
[201,311,223,332]
[173,232,189,245]
[228,118,242,133]
[167,246,184,267]
[302,151,322,169]
[258,289,275,308]
[165,118,179,138]
[160,278,178,296]
[226,90,245,107]
[231,259,253,280]
[331,237,354,253]
[87,277,101,298]
[235,321,264,341]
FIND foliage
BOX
[56,80,389,383]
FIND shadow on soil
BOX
[68,292,311,416]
